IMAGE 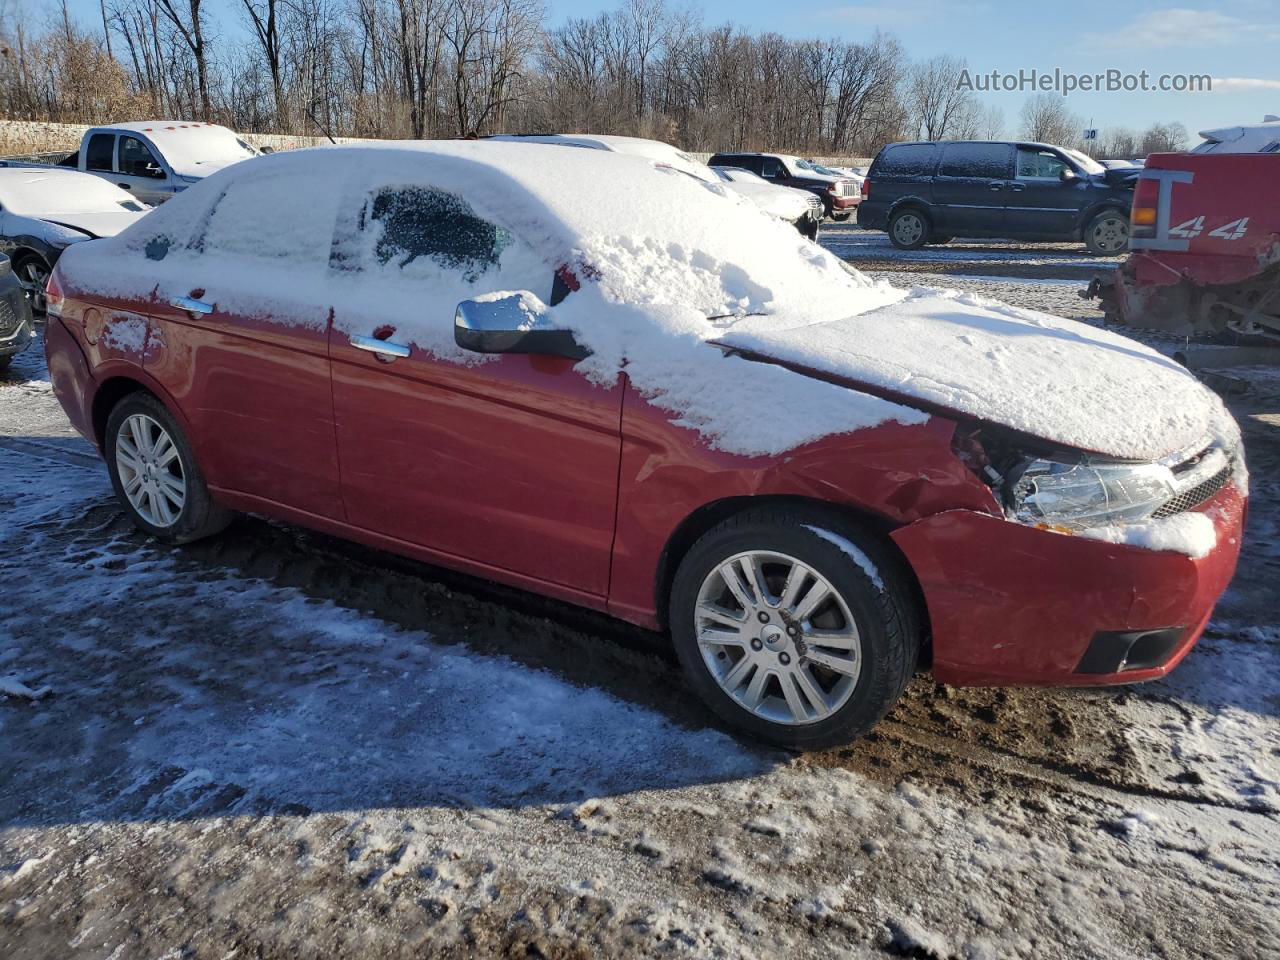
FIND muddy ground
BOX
[2,231,1278,959]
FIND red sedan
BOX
[44,142,1246,748]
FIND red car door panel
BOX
[125,163,345,520]
[331,336,622,596]
[145,300,340,518]
[326,178,623,596]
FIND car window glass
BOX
[939,142,1010,179]
[196,172,340,265]
[85,133,115,172]
[1017,148,1068,179]
[119,136,164,179]
[761,157,787,178]
[874,143,937,177]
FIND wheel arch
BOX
[92,376,153,448]
[652,494,931,658]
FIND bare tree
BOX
[1019,93,1081,147]
[906,54,973,140]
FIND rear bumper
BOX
[44,314,97,443]
[830,195,861,213]
[890,485,1245,686]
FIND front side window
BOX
[761,157,787,179]
[119,136,164,179]
[85,133,115,172]
[1017,148,1070,179]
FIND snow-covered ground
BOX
[3,234,1279,957]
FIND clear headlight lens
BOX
[1007,457,1176,530]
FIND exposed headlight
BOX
[1006,457,1176,530]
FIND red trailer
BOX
[1086,152,1280,340]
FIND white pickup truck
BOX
[12,121,261,205]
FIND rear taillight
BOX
[1131,177,1157,237]
[861,179,870,199]
[45,268,65,317]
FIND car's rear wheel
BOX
[669,508,919,749]
[13,254,50,315]
[888,209,929,250]
[1084,210,1129,256]
[105,392,232,544]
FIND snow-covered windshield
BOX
[0,172,144,215]
[1063,149,1105,175]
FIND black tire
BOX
[888,208,929,250]
[1084,209,1129,256]
[13,253,50,316]
[105,391,232,544]
[669,506,920,750]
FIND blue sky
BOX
[62,0,1279,138]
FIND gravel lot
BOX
[2,228,1278,959]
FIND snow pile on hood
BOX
[716,286,1229,461]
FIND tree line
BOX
[0,0,1188,158]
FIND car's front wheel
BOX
[13,254,50,315]
[1084,210,1129,256]
[105,392,232,544]
[669,508,919,749]
[888,209,929,250]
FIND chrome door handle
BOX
[350,334,411,359]
[988,183,1004,191]
[170,295,213,314]
[1009,183,1025,192]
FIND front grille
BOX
[1152,463,1232,519]
[0,295,15,335]
[835,181,855,197]
[805,195,823,212]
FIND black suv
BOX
[858,140,1139,254]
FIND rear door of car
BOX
[1005,146,1082,238]
[326,178,624,600]
[931,142,1013,235]
[138,164,344,518]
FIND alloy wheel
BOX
[1091,216,1129,254]
[115,413,186,527]
[892,213,924,247]
[695,550,862,725]
[16,259,49,314]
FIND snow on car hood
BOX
[714,287,1225,462]
[722,180,812,220]
[40,209,146,239]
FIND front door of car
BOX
[137,165,344,519]
[1004,147,1082,238]
[115,134,171,205]
[930,142,1013,236]
[327,182,623,598]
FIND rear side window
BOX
[938,142,1011,179]
[85,133,115,173]
[196,173,341,265]
[873,143,938,178]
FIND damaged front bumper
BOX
[890,484,1245,687]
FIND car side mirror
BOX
[1059,168,1079,182]
[454,292,589,360]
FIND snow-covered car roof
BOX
[73,140,1229,462]
[486,133,714,182]
[92,121,259,177]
